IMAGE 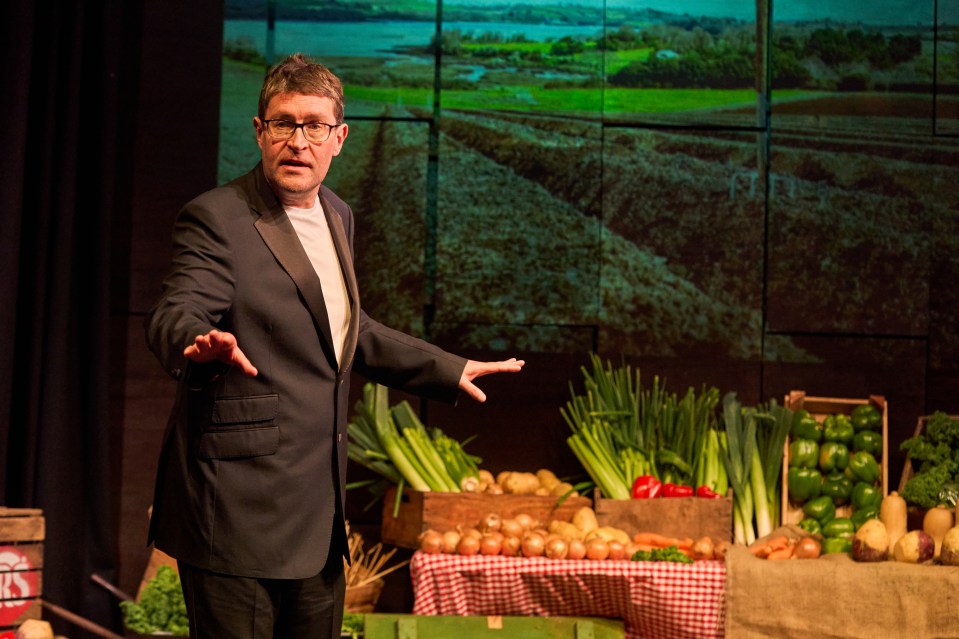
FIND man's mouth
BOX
[280,159,310,168]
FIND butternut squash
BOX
[922,504,954,557]
[880,491,908,555]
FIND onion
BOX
[501,535,522,557]
[607,540,626,561]
[514,513,536,531]
[545,537,569,560]
[441,530,461,554]
[567,538,587,560]
[457,535,480,556]
[418,530,443,554]
[460,527,483,540]
[480,534,503,555]
[690,536,715,561]
[794,536,822,560]
[499,518,524,539]
[479,512,502,533]
[585,538,609,561]
[522,532,546,557]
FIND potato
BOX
[893,529,935,563]
[939,526,959,566]
[852,519,889,562]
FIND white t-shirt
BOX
[285,199,351,365]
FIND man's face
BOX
[254,92,348,208]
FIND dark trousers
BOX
[179,556,345,639]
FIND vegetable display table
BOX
[410,552,725,639]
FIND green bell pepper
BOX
[819,441,849,473]
[821,536,853,554]
[822,516,856,539]
[850,505,880,530]
[787,467,823,502]
[821,472,853,505]
[823,414,855,444]
[851,481,882,511]
[848,451,880,484]
[788,438,820,469]
[803,495,837,523]
[797,517,822,535]
[852,430,882,456]
[851,404,882,431]
[790,410,823,442]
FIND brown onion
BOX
[441,530,461,554]
[545,537,569,560]
[501,535,522,557]
[794,536,822,560]
[457,535,481,556]
[479,513,502,532]
[514,513,537,531]
[607,540,626,561]
[499,518,524,539]
[567,538,587,560]
[585,538,609,560]
[419,530,443,554]
[480,534,503,556]
[522,532,546,557]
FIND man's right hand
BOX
[183,329,258,377]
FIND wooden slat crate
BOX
[381,487,592,549]
[0,508,45,638]
[593,489,734,542]
[781,392,888,525]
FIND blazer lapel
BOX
[321,194,360,374]
[254,201,339,371]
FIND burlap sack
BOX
[725,527,959,638]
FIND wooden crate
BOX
[781,391,888,525]
[0,508,44,638]
[357,613,624,639]
[381,487,593,549]
[593,489,733,542]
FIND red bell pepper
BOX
[661,483,694,498]
[695,485,722,499]
[631,475,662,499]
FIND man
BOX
[145,53,523,638]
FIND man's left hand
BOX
[459,358,525,402]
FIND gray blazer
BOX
[145,163,466,579]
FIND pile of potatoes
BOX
[463,468,577,498]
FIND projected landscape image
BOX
[218,0,959,380]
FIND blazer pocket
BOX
[198,426,279,460]
[211,394,279,424]
[201,394,281,459]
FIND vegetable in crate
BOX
[631,475,662,499]
[853,430,882,457]
[818,441,849,473]
[821,472,853,506]
[851,404,882,431]
[803,495,836,524]
[790,410,822,442]
[848,451,880,484]
[851,482,882,511]
[899,412,959,509]
[788,439,819,469]
[823,414,855,444]
[787,467,822,501]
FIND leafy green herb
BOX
[119,565,189,636]
[630,545,694,564]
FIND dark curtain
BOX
[1,1,141,636]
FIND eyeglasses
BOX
[261,119,343,143]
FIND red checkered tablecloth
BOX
[411,551,726,639]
